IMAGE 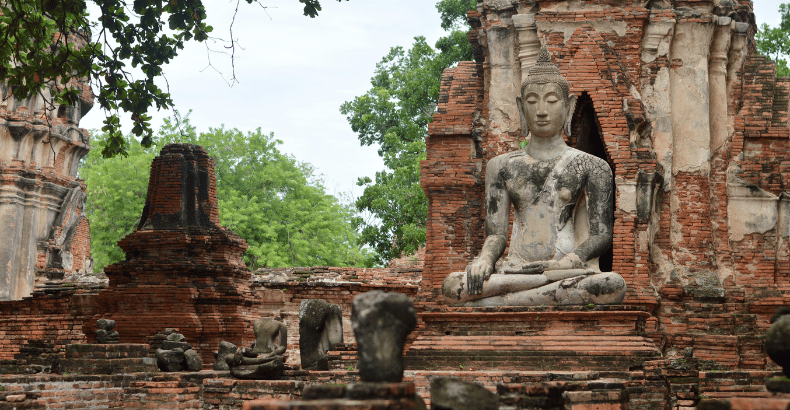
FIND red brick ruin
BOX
[0,33,93,302]
[3,1,790,409]
[89,144,258,364]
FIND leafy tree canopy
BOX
[0,0,347,159]
[82,115,372,272]
[756,2,790,77]
[340,0,476,265]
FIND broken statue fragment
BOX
[299,299,343,370]
[226,315,287,379]
[352,291,417,382]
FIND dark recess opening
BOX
[569,92,614,273]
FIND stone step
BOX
[65,343,151,359]
[418,307,652,338]
[405,335,661,372]
[58,357,157,375]
[409,335,658,352]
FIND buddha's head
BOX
[519,47,577,139]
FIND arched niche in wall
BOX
[569,92,614,272]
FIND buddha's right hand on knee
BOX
[466,259,494,295]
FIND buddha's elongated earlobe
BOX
[516,96,530,139]
[564,93,578,137]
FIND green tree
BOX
[0,0,347,159]
[756,2,790,77]
[83,116,371,272]
[81,136,155,271]
[340,0,476,265]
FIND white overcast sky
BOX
[79,1,782,199]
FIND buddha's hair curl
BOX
[520,46,570,103]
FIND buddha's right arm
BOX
[481,155,510,265]
[471,155,511,268]
[466,156,510,294]
[476,235,507,266]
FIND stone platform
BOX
[0,367,785,409]
[59,343,157,375]
[243,382,421,410]
[405,306,661,372]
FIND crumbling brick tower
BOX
[90,144,257,363]
[420,0,790,369]
[0,37,93,301]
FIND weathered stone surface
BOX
[441,47,625,307]
[213,341,238,371]
[184,349,203,372]
[352,291,416,382]
[245,382,425,410]
[430,377,498,410]
[59,343,157,375]
[155,348,186,372]
[766,378,790,394]
[162,340,192,351]
[226,315,287,379]
[252,316,287,356]
[226,352,284,380]
[95,319,118,344]
[96,319,114,330]
[766,307,790,377]
[153,330,201,372]
[299,299,343,370]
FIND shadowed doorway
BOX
[569,92,614,272]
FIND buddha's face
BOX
[522,82,569,139]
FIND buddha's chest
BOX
[503,158,584,208]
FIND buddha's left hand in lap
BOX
[502,253,584,274]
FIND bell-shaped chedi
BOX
[90,144,255,363]
[112,143,247,275]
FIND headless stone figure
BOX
[442,47,626,307]
[226,314,287,379]
[250,315,287,356]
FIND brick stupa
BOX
[90,144,256,363]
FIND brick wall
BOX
[1,368,785,409]
[419,0,790,372]
[0,287,97,361]
[419,61,486,307]
[251,266,420,368]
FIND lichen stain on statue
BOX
[442,47,626,307]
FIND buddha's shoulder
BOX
[567,147,608,165]
[566,148,612,174]
[489,148,611,170]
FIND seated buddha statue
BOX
[442,47,626,307]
